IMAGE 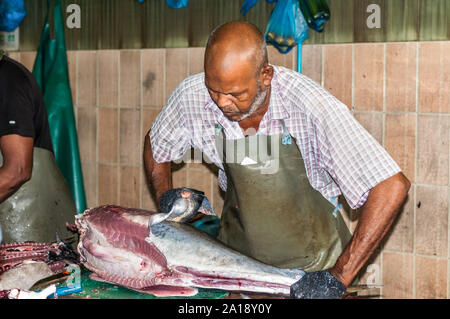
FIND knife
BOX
[29,272,70,291]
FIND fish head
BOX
[177,188,216,217]
[159,188,215,223]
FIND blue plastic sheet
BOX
[0,0,27,32]
[265,0,309,54]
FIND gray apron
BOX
[0,147,76,243]
[216,121,352,270]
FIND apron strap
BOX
[280,120,292,145]
[330,196,342,217]
[281,119,341,215]
[215,123,223,136]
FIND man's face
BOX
[205,61,270,122]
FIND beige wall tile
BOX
[302,45,322,85]
[98,107,118,163]
[354,112,383,145]
[385,43,417,112]
[382,188,414,253]
[142,108,161,139]
[442,42,450,114]
[82,162,98,208]
[187,152,212,171]
[382,252,413,298]
[119,108,141,165]
[323,44,352,108]
[188,47,205,76]
[77,51,97,106]
[142,49,165,108]
[385,113,416,182]
[172,163,187,189]
[419,42,450,113]
[166,48,188,102]
[417,115,449,185]
[98,50,119,107]
[66,51,77,106]
[187,168,212,204]
[98,164,119,205]
[119,165,141,208]
[19,51,36,72]
[268,45,295,70]
[415,256,447,299]
[77,107,97,163]
[354,44,384,111]
[119,50,141,107]
[415,186,448,257]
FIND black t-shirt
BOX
[0,54,53,153]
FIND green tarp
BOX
[32,0,86,214]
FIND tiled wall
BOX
[8,41,450,298]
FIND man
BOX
[144,22,410,298]
[0,51,76,243]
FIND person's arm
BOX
[0,134,34,203]
[143,130,172,208]
[291,172,410,298]
[329,171,410,286]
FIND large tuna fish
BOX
[75,205,304,297]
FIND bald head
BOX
[204,21,268,77]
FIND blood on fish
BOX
[139,260,147,272]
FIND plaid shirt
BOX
[150,65,401,209]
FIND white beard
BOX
[235,85,269,122]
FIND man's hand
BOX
[329,172,410,287]
[290,270,346,299]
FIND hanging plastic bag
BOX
[298,0,330,32]
[165,0,188,9]
[265,0,309,54]
[0,0,27,32]
[240,0,276,16]
[137,0,188,9]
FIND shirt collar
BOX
[203,65,291,122]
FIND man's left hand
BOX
[290,270,346,299]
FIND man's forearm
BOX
[143,132,172,207]
[0,168,28,203]
[0,135,34,204]
[329,172,411,287]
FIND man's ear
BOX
[260,64,274,87]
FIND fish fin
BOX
[154,198,189,225]
[197,197,216,216]
[150,213,169,226]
